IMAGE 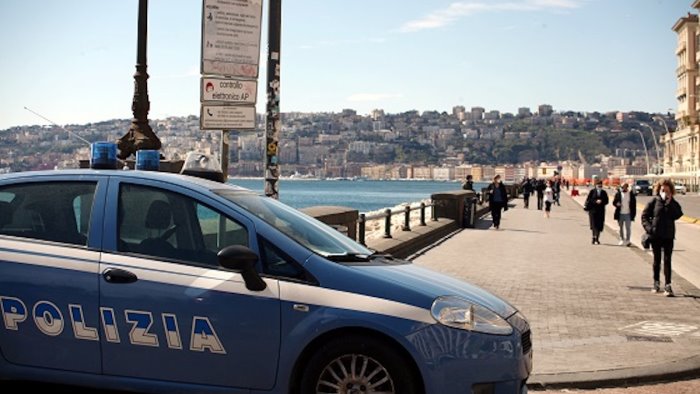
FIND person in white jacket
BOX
[543,180,554,218]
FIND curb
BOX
[680,215,699,224]
[633,203,700,225]
[527,355,700,390]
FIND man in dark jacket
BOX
[553,178,561,206]
[462,174,474,191]
[641,179,684,296]
[487,175,508,230]
[521,177,533,209]
[584,180,609,244]
[612,183,636,246]
[535,179,545,210]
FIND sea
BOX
[227,178,489,213]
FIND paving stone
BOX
[413,194,700,376]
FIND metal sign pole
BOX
[264,0,281,199]
[221,130,229,181]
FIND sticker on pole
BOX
[200,105,256,130]
[201,77,257,104]
[201,0,263,78]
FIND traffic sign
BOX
[201,0,263,78]
[200,105,256,130]
[201,77,257,104]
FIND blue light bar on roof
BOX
[136,150,160,171]
[90,142,117,169]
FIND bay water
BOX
[228,179,489,213]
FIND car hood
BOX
[353,262,518,318]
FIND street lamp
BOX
[640,123,661,173]
[632,128,651,175]
[653,115,673,173]
[117,0,161,160]
[653,115,671,134]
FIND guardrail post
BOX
[358,213,366,246]
[420,202,426,226]
[383,208,392,239]
[402,205,411,231]
[431,202,438,221]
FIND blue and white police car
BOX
[0,168,532,393]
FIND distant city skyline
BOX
[0,0,689,130]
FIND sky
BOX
[0,0,693,130]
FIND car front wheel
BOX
[300,335,420,394]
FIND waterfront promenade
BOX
[413,192,700,388]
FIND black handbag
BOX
[641,233,652,250]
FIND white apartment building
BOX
[471,107,485,121]
[433,167,455,181]
[668,4,700,191]
[412,166,434,180]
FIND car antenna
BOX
[24,106,130,169]
[23,106,92,146]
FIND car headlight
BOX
[431,296,513,335]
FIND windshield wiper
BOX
[325,252,395,262]
[325,253,371,262]
[369,252,394,260]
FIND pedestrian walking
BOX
[522,177,533,209]
[553,178,561,206]
[462,174,474,191]
[613,182,636,246]
[487,174,508,230]
[584,180,609,244]
[543,180,554,218]
[641,179,684,297]
[536,179,545,210]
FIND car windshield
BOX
[636,180,649,186]
[216,190,372,258]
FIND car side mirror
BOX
[217,245,267,292]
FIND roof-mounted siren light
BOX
[90,142,118,169]
[180,152,225,183]
[136,150,160,171]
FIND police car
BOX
[0,168,532,393]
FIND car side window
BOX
[0,182,96,246]
[118,184,248,267]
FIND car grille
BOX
[521,330,532,354]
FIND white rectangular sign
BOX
[201,0,263,78]
[200,105,256,130]
[201,77,257,104]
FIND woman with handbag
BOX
[641,179,684,296]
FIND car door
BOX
[0,177,105,374]
[98,177,281,390]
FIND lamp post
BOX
[653,115,671,134]
[653,115,673,174]
[641,123,661,174]
[117,0,161,160]
[633,128,651,175]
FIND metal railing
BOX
[357,202,437,246]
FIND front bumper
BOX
[407,313,532,394]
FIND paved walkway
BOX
[412,193,700,388]
[571,188,700,291]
